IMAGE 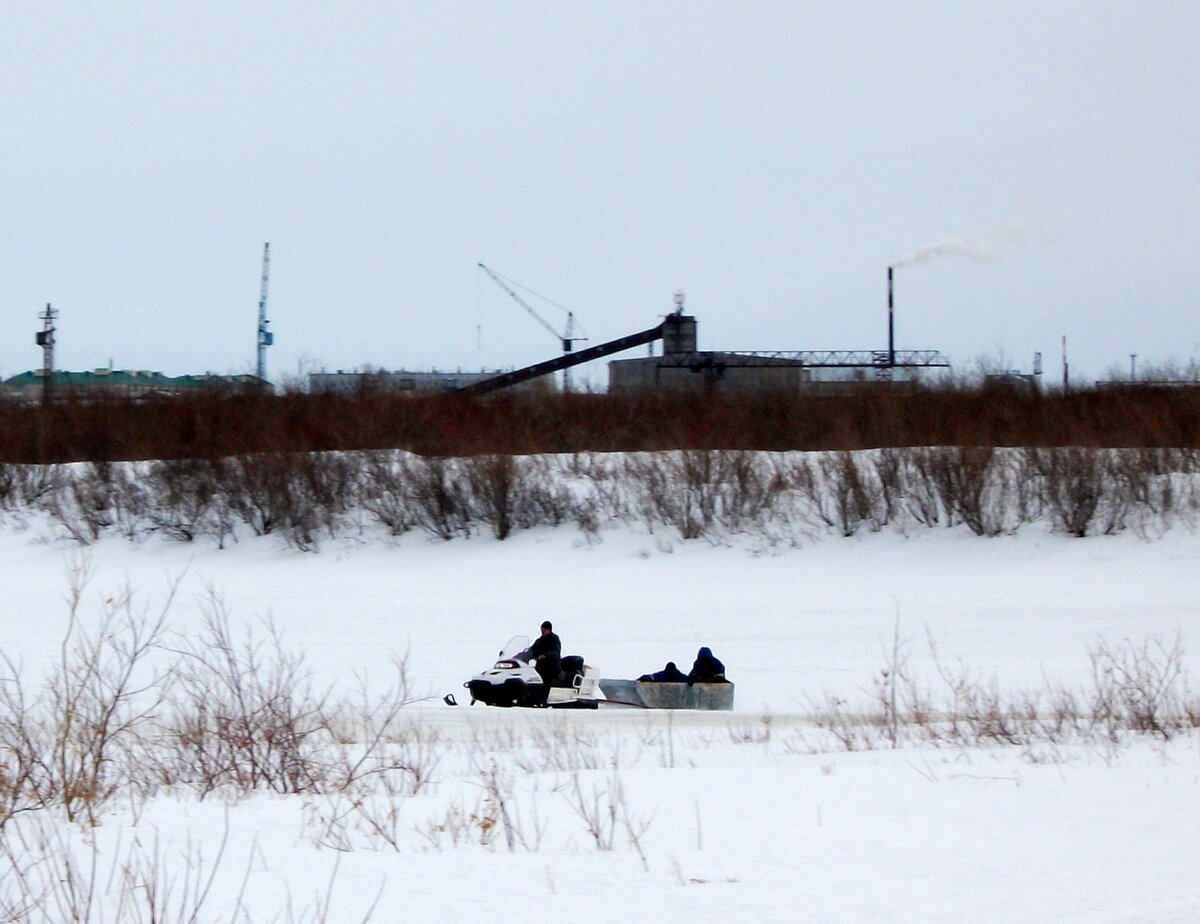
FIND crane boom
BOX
[477,263,587,390]
[478,263,563,345]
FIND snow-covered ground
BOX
[1,516,1199,921]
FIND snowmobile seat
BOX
[557,655,585,688]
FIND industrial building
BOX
[454,291,948,397]
[607,350,938,395]
[307,369,544,395]
[604,311,944,393]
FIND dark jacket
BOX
[527,631,562,677]
[687,647,727,684]
[638,661,689,683]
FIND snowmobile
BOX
[449,636,600,708]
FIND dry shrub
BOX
[801,632,1200,754]
[0,463,16,511]
[3,379,1200,463]
[218,452,359,550]
[0,565,174,828]
[820,451,884,536]
[404,455,472,540]
[625,450,781,539]
[162,595,333,796]
[7,445,1200,548]
[465,454,521,540]
[1088,635,1195,740]
[1029,447,1109,537]
[360,449,414,536]
[920,446,1020,536]
[146,458,222,542]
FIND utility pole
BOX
[1061,335,1069,392]
[1130,353,1137,382]
[35,303,57,404]
[257,243,274,383]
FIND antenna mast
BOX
[257,243,274,382]
[35,303,57,404]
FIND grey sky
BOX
[2,1,1197,385]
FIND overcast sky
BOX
[1,1,1197,386]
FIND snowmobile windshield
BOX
[500,636,531,660]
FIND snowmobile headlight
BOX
[494,660,519,670]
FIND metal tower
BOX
[35,303,57,403]
[257,243,274,382]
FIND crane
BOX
[256,242,274,382]
[477,263,587,391]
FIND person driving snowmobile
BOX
[526,621,561,686]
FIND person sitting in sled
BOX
[527,620,562,686]
[637,661,689,683]
[687,647,728,685]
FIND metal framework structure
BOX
[35,302,57,403]
[256,243,274,382]
[652,349,949,369]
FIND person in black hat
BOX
[527,620,561,686]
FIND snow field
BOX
[0,512,1199,920]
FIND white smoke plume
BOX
[891,208,1056,270]
[891,237,1001,269]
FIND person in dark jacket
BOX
[638,661,689,683]
[526,620,562,685]
[687,647,727,684]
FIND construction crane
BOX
[256,243,274,382]
[477,263,587,391]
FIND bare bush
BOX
[0,462,17,512]
[39,464,122,544]
[0,564,174,827]
[404,455,472,540]
[561,772,617,851]
[465,454,522,540]
[923,446,1018,536]
[1031,447,1109,537]
[820,451,884,536]
[625,452,710,539]
[1088,635,1195,740]
[5,445,1200,549]
[161,593,333,796]
[904,449,944,526]
[804,632,1200,754]
[515,456,580,529]
[360,450,414,536]
[145,458,220,542]
[873,448,907,526]
[0,810,379,923]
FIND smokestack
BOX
[887,266,895,366]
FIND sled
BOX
[598,678,734,711]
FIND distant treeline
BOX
[1,382,1199,463]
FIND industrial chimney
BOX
[887,267,895,366]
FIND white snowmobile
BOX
[450,636,600,708]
